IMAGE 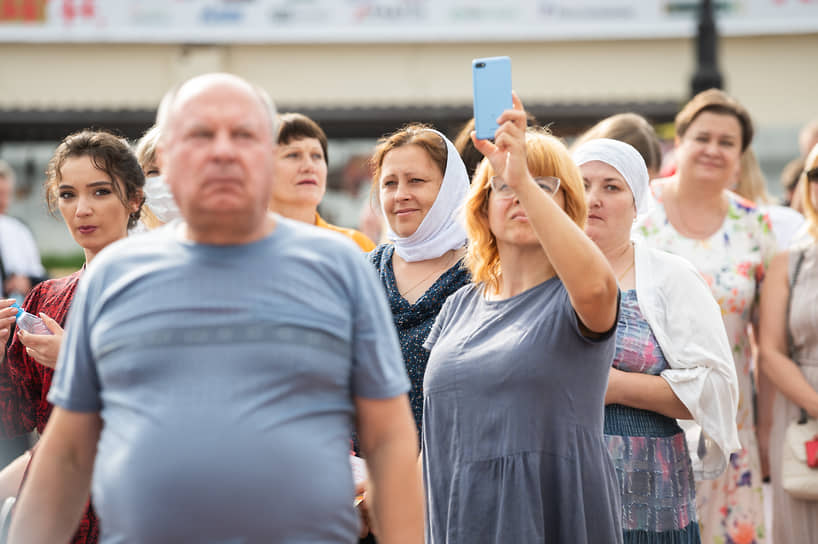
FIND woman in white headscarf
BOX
[368,124,471,437]
[574,138,740,544]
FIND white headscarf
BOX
[572,138,649,215]
[382,129,469,262]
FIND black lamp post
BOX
[691,0,723,96]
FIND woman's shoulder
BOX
[22,269,82,314]
[27,270,82,299]
[726,191,775,238]
[636,243,705,291]
[368,243,393,267]
[637,242,692,269]
[440,281,481,310]
[315,214,376,251]
[726,190,769,221]
[727,191,763,216]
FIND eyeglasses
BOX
[490,176,561,199]
[806,167,818,184]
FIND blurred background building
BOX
[1,0,817,261]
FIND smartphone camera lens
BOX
[475,62,485,68]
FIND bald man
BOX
[8,74,422,544]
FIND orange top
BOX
[315,213,376,252]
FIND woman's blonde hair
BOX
[134,125,163,229]
[464,127,587,293]
[800,142,818,240]
[732,147,771,205]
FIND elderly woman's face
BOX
[581,160,636,246]
[270,136,327,210]
[676,111,742,189]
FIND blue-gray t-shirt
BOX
[49,218,410,544]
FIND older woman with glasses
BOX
[422,94,622,542]
[575,138,739,544]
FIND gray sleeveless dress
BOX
[422,278,622,543]
[769,241,818,543]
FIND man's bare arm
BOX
[355,395,423,544]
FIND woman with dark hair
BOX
[270,112,374,250]
[0,129,145,544]
[635,89,777,543]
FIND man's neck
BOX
[183,213,277,245]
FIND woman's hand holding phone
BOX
[471,91,531,193]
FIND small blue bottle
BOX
[10,302,53,335]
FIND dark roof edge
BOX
[0,100,680,141]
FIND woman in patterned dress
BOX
[575,138,740,543]
[759,143,818,543]
[0,130,145,544]
[634,89,777,543]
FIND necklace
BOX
[612,243,634,284]
[617,260,635,283]
[398,251,456,299]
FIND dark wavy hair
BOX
[45,130,145,229]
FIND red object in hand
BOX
[806,437,818,468]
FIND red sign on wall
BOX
[0,0,48,22]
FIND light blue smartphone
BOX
[472,56,512,141]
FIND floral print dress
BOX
[634,181,777,544]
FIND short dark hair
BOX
[675,88,754,151]
[277,113,329,166]
[45,130,145,229]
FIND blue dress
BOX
[604,289,700,543]
[369,244,470,435]
[423,279,622,543]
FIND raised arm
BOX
[355,395,423,544]
[758,251,818,417]
[8,407,101,544]
[471,93,617,333]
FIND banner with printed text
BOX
[0,0,816,43]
